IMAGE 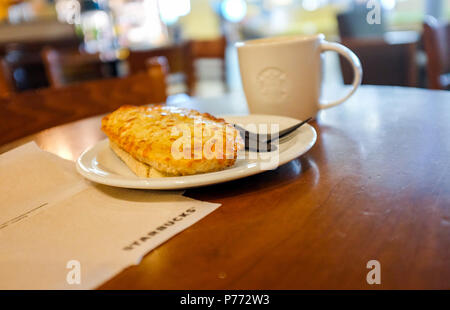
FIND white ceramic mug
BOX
[236,34,362,120]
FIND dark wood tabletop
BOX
[1,86,449,289]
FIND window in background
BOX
[178,0,221,39]
[6,0,56,23]
[55,0,81,24]
[109,0,169,49]
[221,0,247,23]
[79,1,115,53]
[158,0,191,25]
[7,1,35,23]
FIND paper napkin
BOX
[0,143,220,289]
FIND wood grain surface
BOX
[1,86,449,289]
[0,72,167,146]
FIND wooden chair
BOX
[337,6,387,39]
[128,43,190,94]
[128,43,188,76]
[0,67,168,146]
[0,57,16,99]
[0,34,81,92]
[41,48,115,88]
[1,44,50,91]
[423,16,450,90]
[339,36,418,87]
[128,37,227,95]
[145,56,169,101]
[186,36,227,94]
[337,8,419,87]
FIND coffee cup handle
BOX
[319,41,362,110]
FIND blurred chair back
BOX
[0,71,168,146]
[423,16,450,90]
[338,7,419,87]
[337,4,418,87]
[128,37,227,95]
[188,36,227,58]
[1,43,50,91]
[339,37,418,87]
[128,43,187,75]
[186,36,227,95]
[0,58,16,98]
[0,27,81,92]
[146,56,169,101]
[337,5,386,39]
[128,43,189,94]
[42,48,114,88]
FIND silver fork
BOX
[233,117,312,152]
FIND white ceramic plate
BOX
[76,115,317,189]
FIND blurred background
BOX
[0,0,449,100]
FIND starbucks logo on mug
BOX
[257,67,287,103]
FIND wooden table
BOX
[1,86,449,289]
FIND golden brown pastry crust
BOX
[101,105,244,176]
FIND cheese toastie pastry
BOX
[101,105,244,177]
